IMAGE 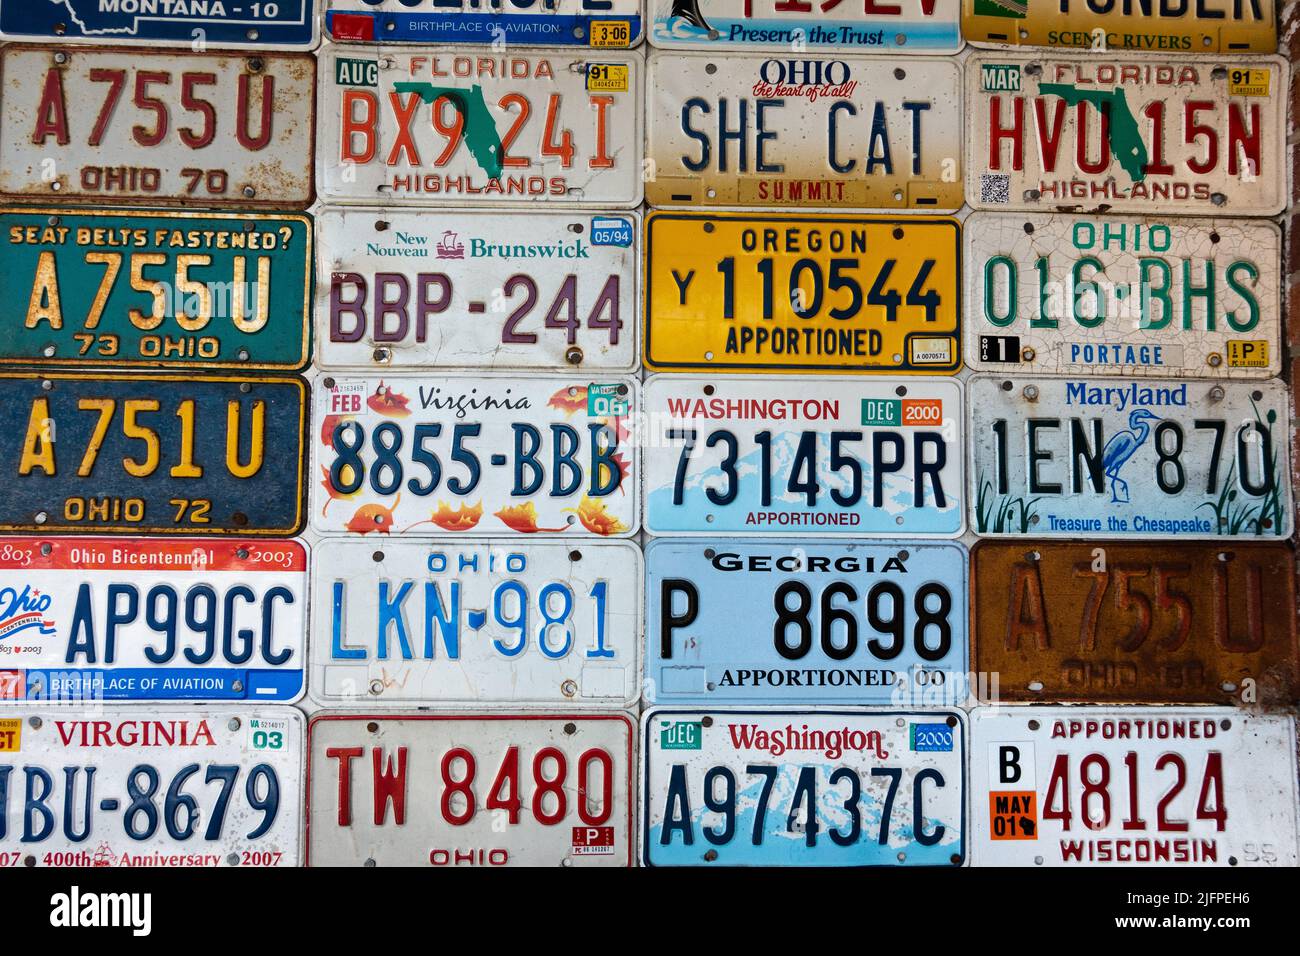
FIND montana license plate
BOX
[0,0,319,48]
[325,0,644,46]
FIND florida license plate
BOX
[642,708,967,866]
[0,0,319,48]
[325,0,644,46]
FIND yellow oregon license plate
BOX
[644,213,961,374]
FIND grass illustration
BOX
[1196,400,1284,537]
[976,474,1042,534]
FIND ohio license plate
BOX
[966,213,1281,380]
[325,0,644,46]
[0,208,312,371]
[645,213,960,373]
[312,374,637,537]
[642,708,966,866]
[646,540,968,704]
[0,707,303,867]
[0,47,316,208]
[0,0,319,48]
[643,375,963,536]
[968,375,1293,539]
[320,49,642,207]
[307,713,634,866]
[971,541,1298,705]
[311,538,641,707]
[318,209,637,371]
[0,373,307,536]
[646,52,962,210]
[972,708,1298,866]
[967,55,1287,215]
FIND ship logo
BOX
[436,230,466,260]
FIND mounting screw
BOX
[1207,353,1223,367]
[1021,347,1036,361]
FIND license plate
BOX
[646,540,968,704]
[0,0,319,48]
[1,706,303,867]
[0,373,307,536]
[965,213,1281,380]
[643,375,964,536]
[645,213,960,373]
[972,708,1298,866]
[967,55,1287,216]
[646,52,962,210]
[317,209,637,371]
[320,49,642,207]
[326,0,644,46]
[312,374,637,537]
[641,708,967,866]
[971,541,1298,705]
[307,713,634,866]
[968,375,1293,539]
[0,208,312,371]
[311,538,641,707]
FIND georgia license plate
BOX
[0,208,312,372]
[317,209,637,371]
[972,708,1299,866]
[0,707,303,867]
[967,55,1287,216]
[967,375,1293,539]
[0,0,319,48]
[641,708,967,866]
[0,47,316,208]
[971,541,1298,705]
[646,52,962,210]
[312,374,637,537]
[325,0,644,46]
[307,713,634,866]
[647,540,968,704]
[644,213,960,374]
[643,375,963,536]
[311,538,641,707]
[965,213,1282,380]
[0,373,307,536]
[320,49,642,207]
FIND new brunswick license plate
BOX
[644,213,960,373]
[972,708,1299,866]
[647,540,968,704]
[325,0,644,46]
[0,208,312,371]
[968,375,1293,539]
[967,55,1287,216]
[0,373,307,536]
[966,213,1281,379]
[642,708,967,866]
[643,375,963,536]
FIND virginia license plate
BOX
[972,708,1299,866]
[0,373,307,536]
[968,375,1293,539]
[641,708,967,866]
[0,0,319,48]
[645,213,960,373]
[307,713,634,866]
[965,213,1282,379]
[0,47,316,208]
[0,706,303,867]
[325,0,644,46]
[646,52,962,210]
[317,209,638,371]
[967,55,1287,215]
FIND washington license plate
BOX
[325,0,644,46]
[0,0,319,48]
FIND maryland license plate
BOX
[644,213,960,373]
[325,0,644,46]
[641,708,967,866]
[0,0,319,48]
[967,55,1287,216]
[966,213,1281,379]
[646,52,962,210]
[968,375,1293,539]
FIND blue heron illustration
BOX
[670,0,713,30]
[1101,408,1156,504]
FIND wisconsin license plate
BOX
[972,708,1299,866]
[643,375,963,536]
[317,209,637,371]
[646,52,962,210]
[966,213,1281,379]
[967,55,1287,215]
[0,706,303,867]
[0,47,316,208]
[325,0,644,46]
[968,375,1293,539]
[0,0,319,48]
[641,708,967,866]
[307,713,634,866]
[645,213,960,373]
[0,373,307,536]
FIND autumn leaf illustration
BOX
[345,496,401,534]
[494,501,569,533]
[564,496,628,536]
[368,381,411,417]
[320,464,362,515]
[547,386,588,417]
[401,501,484,533]
[319,413,354,449]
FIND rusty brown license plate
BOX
[971,541,1298,705]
